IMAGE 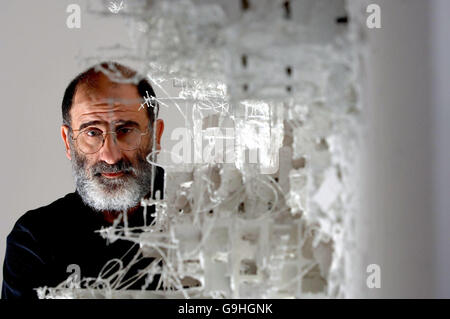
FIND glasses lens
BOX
[116,127,142,151]
[77,128,104,154]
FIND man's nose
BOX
[98,133,122,164]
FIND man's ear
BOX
[61,125,72,160]
[155,119,164,151]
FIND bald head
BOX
[61,62,158,128]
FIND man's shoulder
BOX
[13,192,81,232]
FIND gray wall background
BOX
[0,0,449,297]
[361,0,433,298]
[359,0,450,298]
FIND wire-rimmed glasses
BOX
[71,126,149,154]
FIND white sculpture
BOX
[38,0,367,299]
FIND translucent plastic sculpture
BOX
[38,0,367,299]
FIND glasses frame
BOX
[70,126,150,154]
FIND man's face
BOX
[61,74,164,213]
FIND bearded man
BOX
[2,62,164,299]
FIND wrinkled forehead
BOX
[71,74,148,129]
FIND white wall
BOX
[361,0,450,298]
[430,0,450,299]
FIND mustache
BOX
[90,159,137,176]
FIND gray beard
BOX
[70,145,154,213]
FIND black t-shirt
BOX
[2,169,164,299]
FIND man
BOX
[2,62,164,299]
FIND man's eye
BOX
[85,129,102,137]
[117,127,133,135]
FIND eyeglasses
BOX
[71,126,150,154]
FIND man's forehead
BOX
[71,103,148,128]
[71,77,148,126]
[73,75,143,104]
